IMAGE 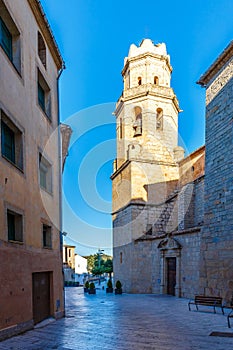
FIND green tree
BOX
[86,254,97,274]
[86,254,113,276]
[103,259,113,275]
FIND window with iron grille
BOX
[39,152,52,193]
[1,111,23,170]
[37,69,51,119]
[0,1,21,73]
[38,31,46,68]
[43,224,52,248]
[7,209,23,242]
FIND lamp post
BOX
[97,249,104,268]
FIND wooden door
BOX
[167,258,176,296]
[32,272,51,324]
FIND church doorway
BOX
[167,257,176,295]
[158,235,182,297]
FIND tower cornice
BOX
[114,84,181,115]
[122,52,172,76]
[111,158,178,180]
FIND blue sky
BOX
[40,0,233,256]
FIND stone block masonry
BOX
[198,43,233,302]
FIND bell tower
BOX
[112,39,184,292]
[112,39,183,211]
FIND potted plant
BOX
[88,282,96,294]
[106,279,113,293]
[84,280,89,293]
[115,280,122,295]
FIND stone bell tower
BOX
[111,39,184,292]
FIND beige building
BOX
[63,244,76,283]
[112,39,233,303]
[63,244,76,270]
[0,0,65,340]
[63,243,88,284]
[75,254,88,275]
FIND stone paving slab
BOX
[0,287,233,349]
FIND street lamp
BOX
[97,249,104,268]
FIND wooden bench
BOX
[188,295,224,314]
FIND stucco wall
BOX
[0,0,64,338]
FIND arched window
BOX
[138,76,142,86]
[119,118,123,139]
[156,108,163,130]
[133,106,142,136]
[154,76,159,85]
[38,32,46,68]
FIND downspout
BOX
[56,62,65,316]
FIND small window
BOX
[120,252,123,264]
[43,224,52,248]
[154,76,159,85]
[138,77,142,86]
[65,247,68,263]
[37,69,51,118]
[1,111,23,170]
[133,106,142,136]
[0,0,21,73]
[7,209,23,242]
[156,108,163,130]
[118,118,123,139]
[39,153,52,193]
[38,32,46,68]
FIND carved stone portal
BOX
[158,234,182,297]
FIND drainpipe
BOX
[56,62,65,317]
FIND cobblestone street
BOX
[0,287,233,350]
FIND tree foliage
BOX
[86,254,113,276]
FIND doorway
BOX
[167,257,176,296]
[32,272,51,324]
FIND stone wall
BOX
[176,230,202,297]
[199,49,233,302]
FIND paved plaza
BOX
[0,286,233,350]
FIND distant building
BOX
[0,0,65,340]
[75,254,88,275]
[63,244,76,269]
[63,244,76,283]
[63,243,88,285]
[112,39,233,303]
[75,254,88,285]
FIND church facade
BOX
[112,39,233,302]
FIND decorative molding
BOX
[197,40,233,87]
[206,59,233,104]
[158,233,182,250]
